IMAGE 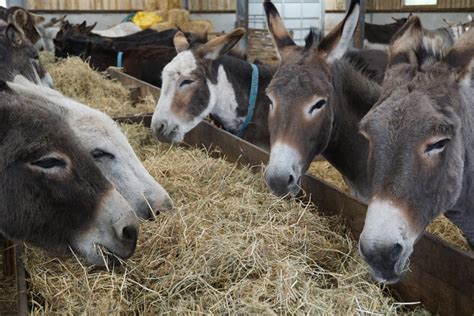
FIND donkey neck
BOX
[323,60,381,202]
[209,56,275,140]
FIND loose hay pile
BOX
[308,162,470,251]
[45,56,156,117]
[23,124,426,314]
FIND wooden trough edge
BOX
[113,113,474,316]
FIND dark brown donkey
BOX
[263,0,380,201]
[0,21,53,87]
[358,18,474,284]
[151,29,276,149]
[0,83,138,266]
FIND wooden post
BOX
[236,0,249,53]
[347,0,366,48]
[1,235,16,277]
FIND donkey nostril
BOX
[121,225,138,243]
[288,174,295,186]
[390,243,403,261]
[157,122,166,133]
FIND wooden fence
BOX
[26,0,182,11]
[188,0,236,11]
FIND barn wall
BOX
[35,11,473,34]
[325,12,474,32]
[326,0,473,11]
[24,0,182,11]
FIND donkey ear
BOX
[173,31,189,53]
[387,15,424,68]
[78,21,87,32]
[264,0,296,60]
[85,22,96,33]
[443,28,474,85]
[31,13,45,24]
[12,10,27,27]
[317,0,360,63]
[6,23,25,46]
[197,28,245,60]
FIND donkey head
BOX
[263,0,360,196]
[151,29,245,143]
[9,76,174,220]
[0,22,52,87]
[0,87,139,266]
[359,17,474,284]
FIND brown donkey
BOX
[150,29,276,149]
[264,0,380,201]
[359,18,474,283]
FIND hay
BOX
[189,20,213,34]
[39,51,56,67]
[23,124,427,314]
[45,57,156,117]
[167,9,190,30]
[308,161,470,251]
[151,21,176,32]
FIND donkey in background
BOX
[0,21,53,87]
[151,28,276,149]
[359,18,473,283]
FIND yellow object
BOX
[132,11,163,30]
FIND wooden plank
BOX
[107,67,161,102]
[16,244,28,316]
[1,236,15,277]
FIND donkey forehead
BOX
[268,63,330,99]
[363,92,454,137]
[163,50,198,78]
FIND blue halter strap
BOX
[117,51,124,68]
[238,63,259,137]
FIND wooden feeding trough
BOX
[5,68,473,315]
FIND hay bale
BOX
[45,57,156,117]
[308,161,470,250]
[167,9,190,29]
[23,124,426,314]
[151,21,176,32]
[189,19,213,34]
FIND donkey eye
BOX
[180,79,194,88]
[91,149,115,160]
[31,158,66,169]
[309,99,326,114]
[425,139,450,155]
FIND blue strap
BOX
[238,63,259,137]
[117,51,124,68]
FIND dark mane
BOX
[304,27,323,50]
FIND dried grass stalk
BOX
[24,125,427,314]
[45,56,156,117]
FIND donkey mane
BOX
[304,27,323,50]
